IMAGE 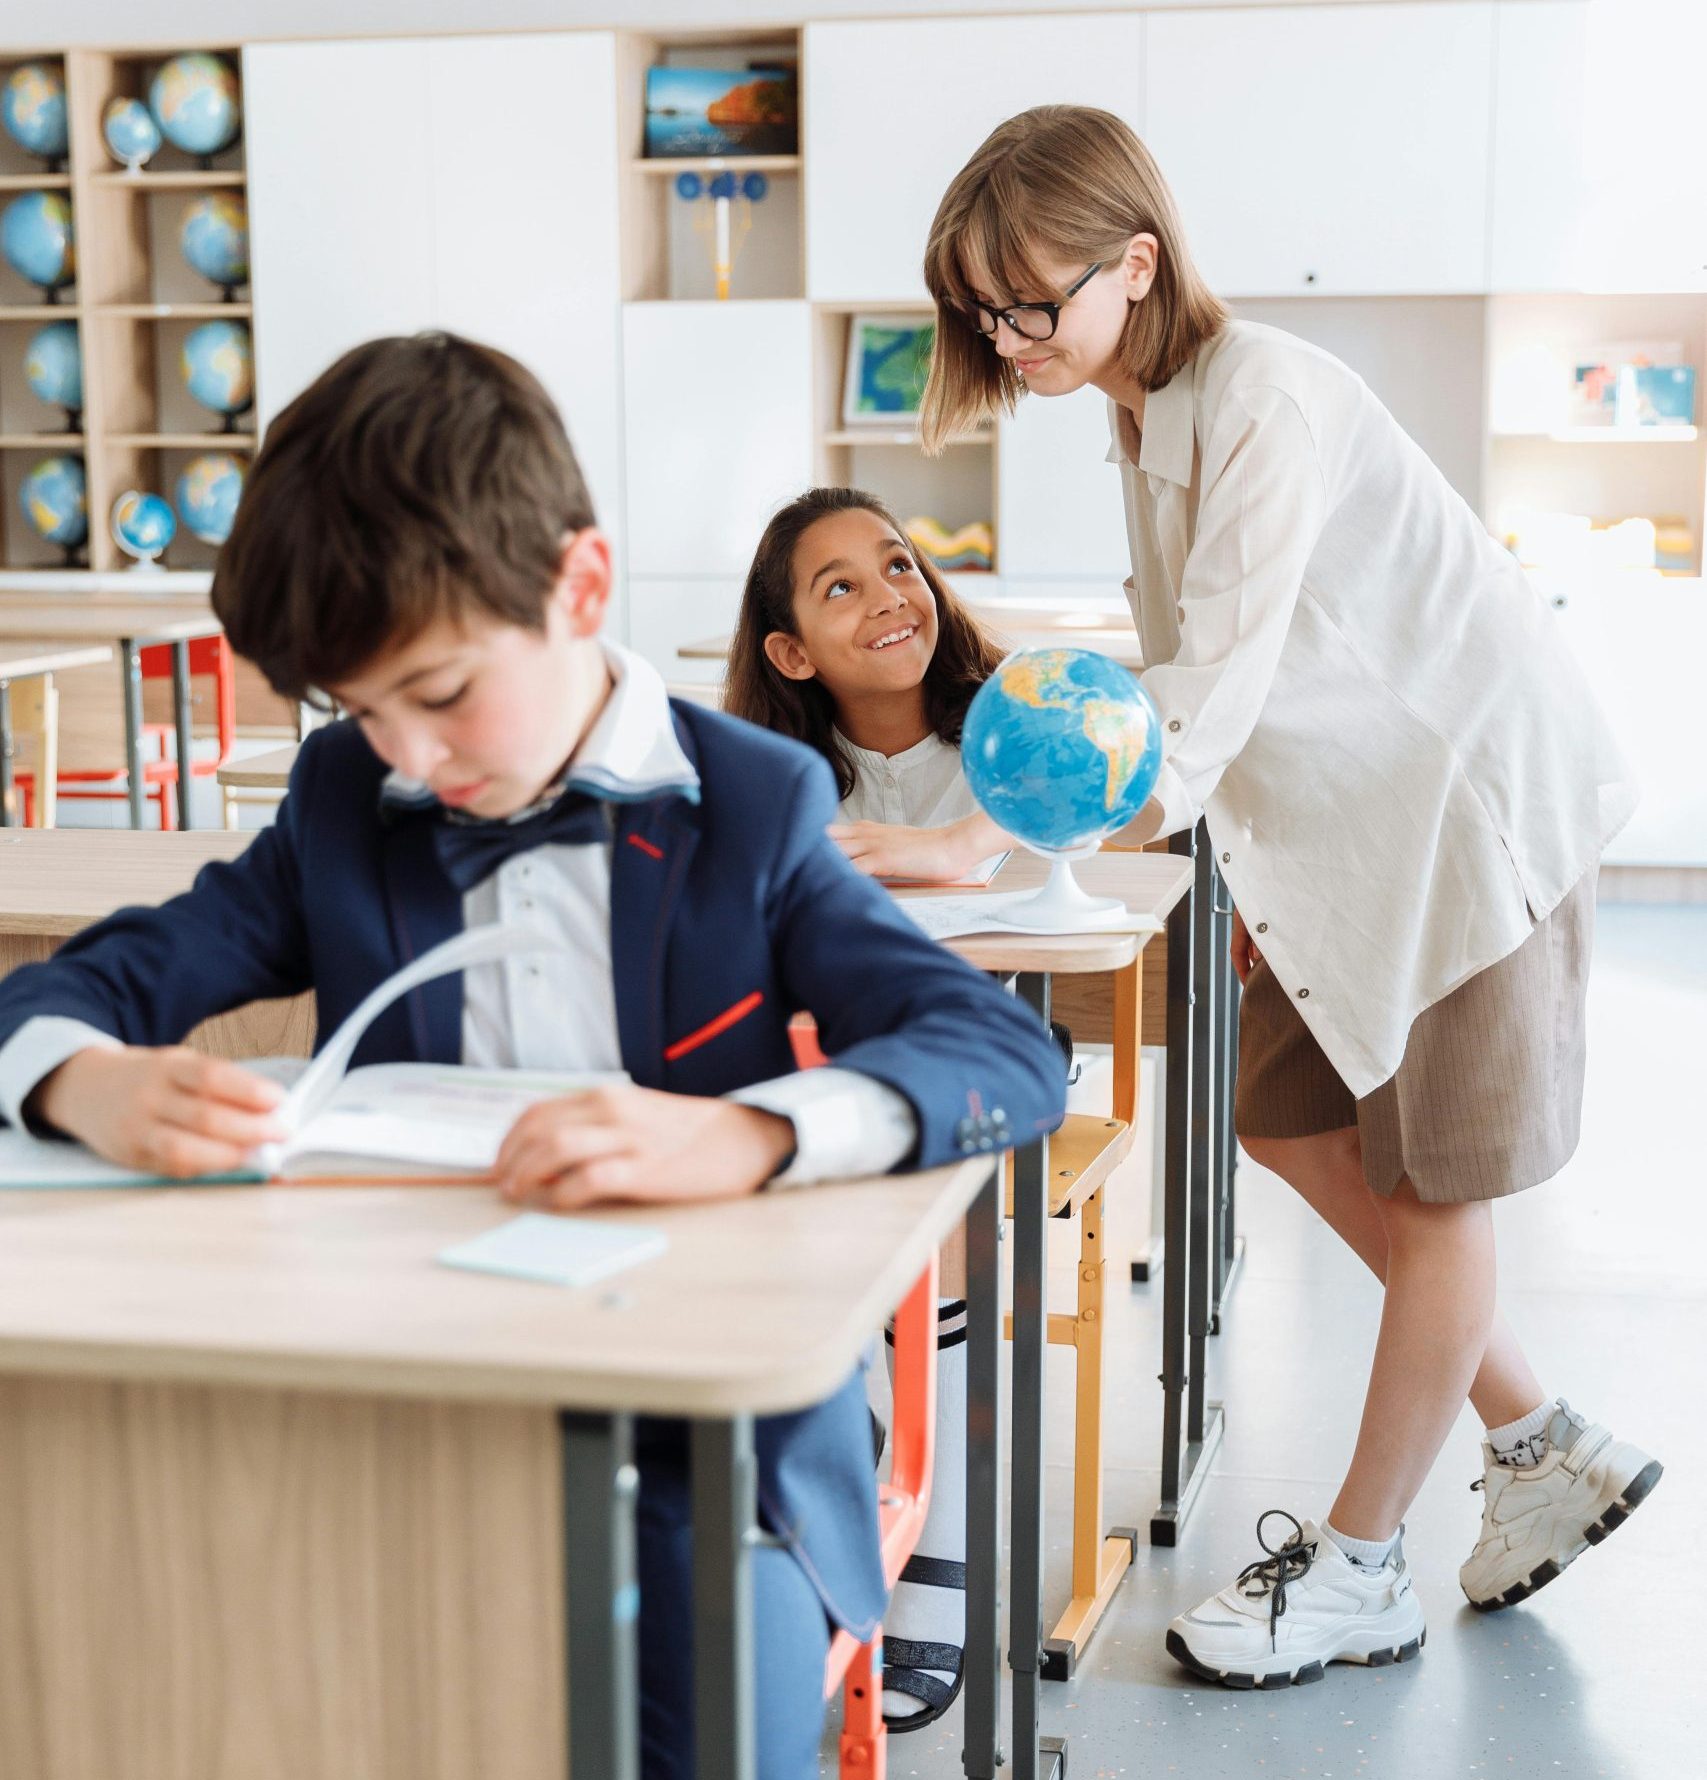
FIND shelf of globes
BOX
[0,173,71,191]
[0,434,85,447]
[92,303,251,319]
[106,432,255,448]
[89,170,244,190]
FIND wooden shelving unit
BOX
[0,45,251,573]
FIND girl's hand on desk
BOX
[32,1046,288,1177]
[1230,909,1262,985]
[829,812,1003,883]
[493,1085,796,1212]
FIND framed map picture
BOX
[842,315,935,427]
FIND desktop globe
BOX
[962,646,1163,929]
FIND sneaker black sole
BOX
[1466,1458,1665,1613]
[1165,1627,1425,1690]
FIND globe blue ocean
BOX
[112,491,177,561]
[181,319,253,418]
[150,54,241,158]
[175,451,245,544]
[24,320,82,414]
[2,62,68,161]
[962,647,1163,854]
[20,455,87,548]
[179,192,248,289]
[103,96,161,169]
[1,190,75,292]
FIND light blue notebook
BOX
[436,1212,667,1288]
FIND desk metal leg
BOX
[119,639,145,830]
[1210,864,1245,1334]
[1152,823,1225,1546]
[692,1414,757,1780]
[0,679,14,827]
[561,1410,640,1780]
[171,639,195,830]
[963,1162,1004,1780]
[1010,971,1066,1780]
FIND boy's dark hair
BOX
[723,486,1008,801]
[212,332,596,701]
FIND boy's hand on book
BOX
[830,816,988,884]
[493,1085,795,1211]
[32,1046,289,1178]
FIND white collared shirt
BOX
[0,643,917,1184]
[835,728,978,828]
[1110,321,1636,1095]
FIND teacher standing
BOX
[919,106,1661,1689]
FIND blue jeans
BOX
[636,1465,833,1780]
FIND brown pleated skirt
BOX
[1233,871,1597,1203]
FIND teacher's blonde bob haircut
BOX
[920,106,1227,453]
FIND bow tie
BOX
[429,788,612,890]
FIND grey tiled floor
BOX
[827,901,1703,1778]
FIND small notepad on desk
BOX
[437,1212,667,1288]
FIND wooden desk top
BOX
[905,848,1191,974]
[0,640,114,681]
[0,601,219,645]
[216,742,300,789]
[0,1162,990,1415]
[0,829,252,938]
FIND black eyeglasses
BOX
[968,262,1105,342]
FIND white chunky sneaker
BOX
[1460,1403,1663,1611]
[1166,1511,1426,1690]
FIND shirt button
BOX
[1168,718,1182,733]
[1256,922,1269,934]
[1221,851,1231,864]
[1297,987,1310,1000]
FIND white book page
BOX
[281,1064,629,1176]
[896,891,1164,942]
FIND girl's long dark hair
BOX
[725,486,1009,800]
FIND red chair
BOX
[53,635,236,829]
[790,1014,941,1779]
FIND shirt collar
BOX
[833,726,954,771]
[1103,357,1196,489]
[379,639,700,821]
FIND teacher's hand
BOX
[1230,909,1263,985]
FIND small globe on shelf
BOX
[179,192,248,298]
[962,646,1164,931]
[181,318,254,429]
[149,53,241,163]
[2,62,68,168]
[19,454,88,564]
[102,95,162,173]
[23,320,83,431]
[111,490,178,570]
[174,451,245,545]
[1,190,75,301]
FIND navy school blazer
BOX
[0,702,1067,1637]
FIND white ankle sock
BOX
[882,1297,966,1723]
[1322,1517,1401,1571]
[1488,1397,1584,1469]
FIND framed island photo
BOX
[842,315,936,428]
[643,64,798,159]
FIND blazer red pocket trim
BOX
[664,990,765,1063]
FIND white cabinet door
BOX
[1492,1,1707,293]
[246,40,436,431]
[424,34,623,561]
[622,302,813,578]
[627,578,743,686]
[997,385,1130,583]
[804,14,1145,304]
[1549,578,1707,866]
[1144,4,1494,297]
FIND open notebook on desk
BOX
[0,925,625,1188]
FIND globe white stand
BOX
[994,844,1132,932]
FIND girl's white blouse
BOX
[1113,320,1636,1095]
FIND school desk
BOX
[0,598,224,830]
[901,846,1194,1780]
[0,641,114,827]
[0,1158,999,1780]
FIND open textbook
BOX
[879,848,1011,890]
[0,925,626,1188]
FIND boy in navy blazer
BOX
[0,333,1066,1778]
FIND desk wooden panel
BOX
[0,830,315,1060]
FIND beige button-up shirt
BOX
[1111,320,1636,1095]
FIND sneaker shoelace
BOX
[1235,1509,1317,1647]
